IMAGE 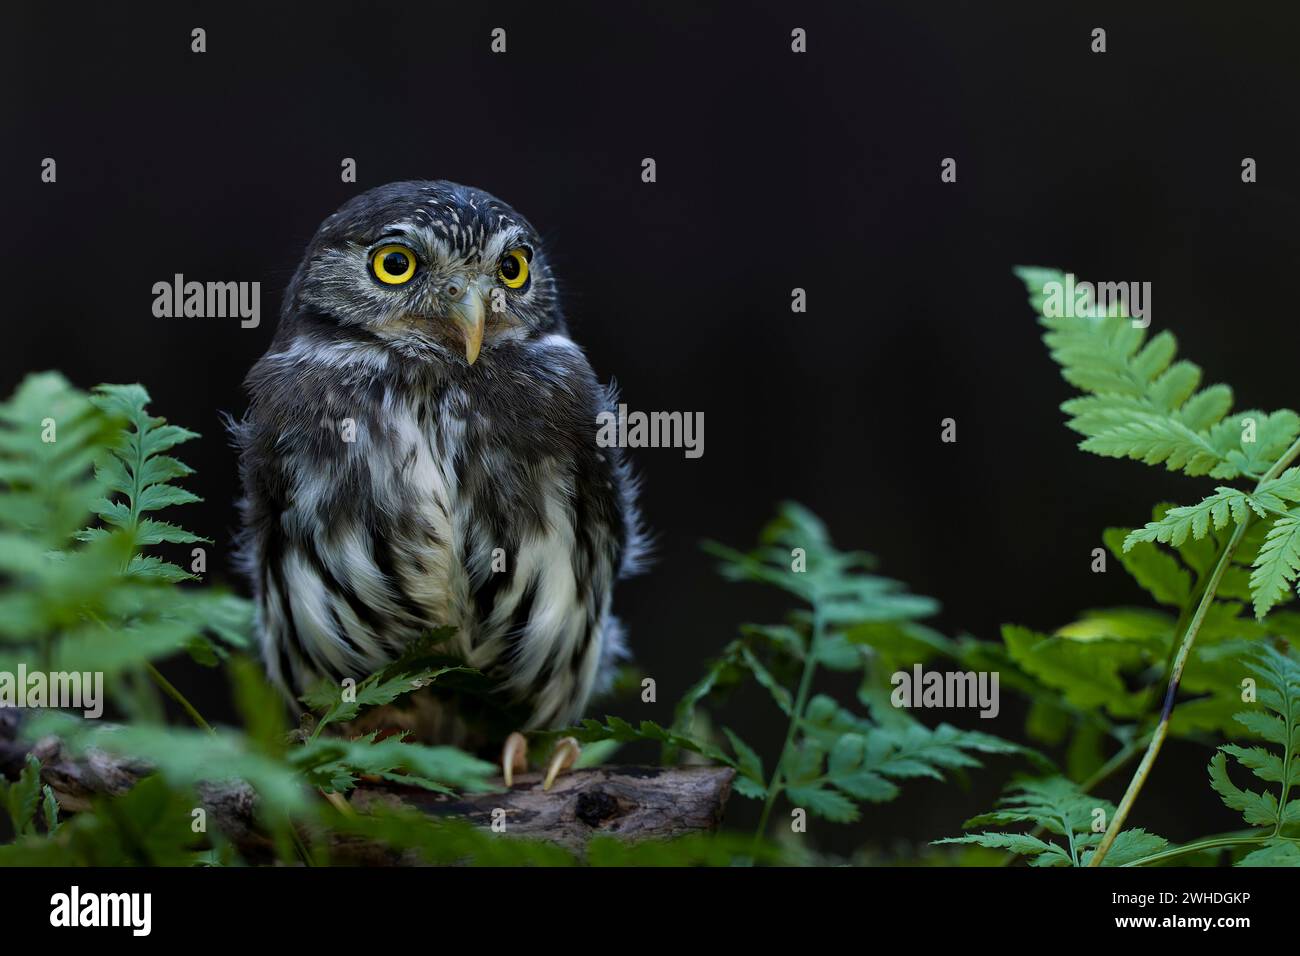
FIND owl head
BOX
[284,180,561,364]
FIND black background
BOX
[6,1,1299,854]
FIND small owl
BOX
[234,181,644,785]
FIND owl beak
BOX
[446,282,487,365]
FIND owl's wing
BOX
[458,339,647,727]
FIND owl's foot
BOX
[502,731,528,787]
[500,732,580,790]
[542,736,581,791]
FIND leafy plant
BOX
[78,384,209,583]
[8,314,1298,868]
[1003,268,1300,866]
[686,504,1034,840]
[1201,645,1300,865]
[940,644,1300,867]
[0,754,47,837]
[0,374,248,718]
[936,776,1168,867]
[298,626,481,741]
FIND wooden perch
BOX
[0,712,735,863]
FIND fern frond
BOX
[301,629,479,739]
[935,776,1168,867]
[793,697,1033,817]
[1122,468,1300,557]
[1209,409,1300,478]
[0,373,117,543]
[0,375,250,684]
[1206,646,1300,860]
[699,503,1036,828]
[1077,415,1227,476]
[1249,514,1300,619]
[1001,625,1152,718]
[83,383,209,581]
[1123,488,1261,549]
[704,501,938,620]
[1017,267,1299,479]
[1102,527,1191,606]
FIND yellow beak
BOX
[447,282,487,365]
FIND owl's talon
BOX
[502,731,528,787]
[542,736,581,791]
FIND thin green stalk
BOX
[752,603,825,852]
[1123,832,1300,867]
[1064,817,1080,867]
[84,606,212,733]
[146,662,214,734]
[291,829,316,867]
[1089,522,1244,866]
[1089,434,1300,866]
[999,730,1148,866]
[1271,672,1296,838]
[1082,733,1149,793]
[108,408,215,736]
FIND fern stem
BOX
[1089,434,1300,866]
[1083,732,1149,793]
[1089,522,1244,866]
[1123,832,1296,867]
[1271,661,1297,837]
[998,729,1146,867]
[146,663,214,734]
[752,603,824,854]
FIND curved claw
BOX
[542,736,581,791]
[502,731,528,788]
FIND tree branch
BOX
[0,712,735,863]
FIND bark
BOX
[0,711,735,863]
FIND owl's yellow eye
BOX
[371,244,417,285]
[498,248,530,289]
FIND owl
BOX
[233,181,645,787]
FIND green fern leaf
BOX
[937,776,1167,867]
[704,501,938,620]
[1250,513,1300,619]
[1103,527,1191,606]
[85,383,210,579]
[1123,488,1260,550]
[0,373,117,543]
[1208,751,1279,826]
[558,716,735,767]
[1079,828,1171,867]
[1239,840,1300,865]
[294,733,497,795]
[0,754,43,837]
[785,784,859,823]
[936,831,1070,864]
[49,721,311,827]
[722,727,766,798]
[1208,410,1300,478]
[1002,625,1151,717]
[1207,646,1300,850]
[1078,414,1226,476]
[798,696,1032,810]
[1018,267,1298,480]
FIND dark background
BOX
[6,1,1299,855]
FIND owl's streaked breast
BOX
[251,348,622,729]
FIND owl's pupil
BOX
[500,255,520,280]
[383,252,408,274]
